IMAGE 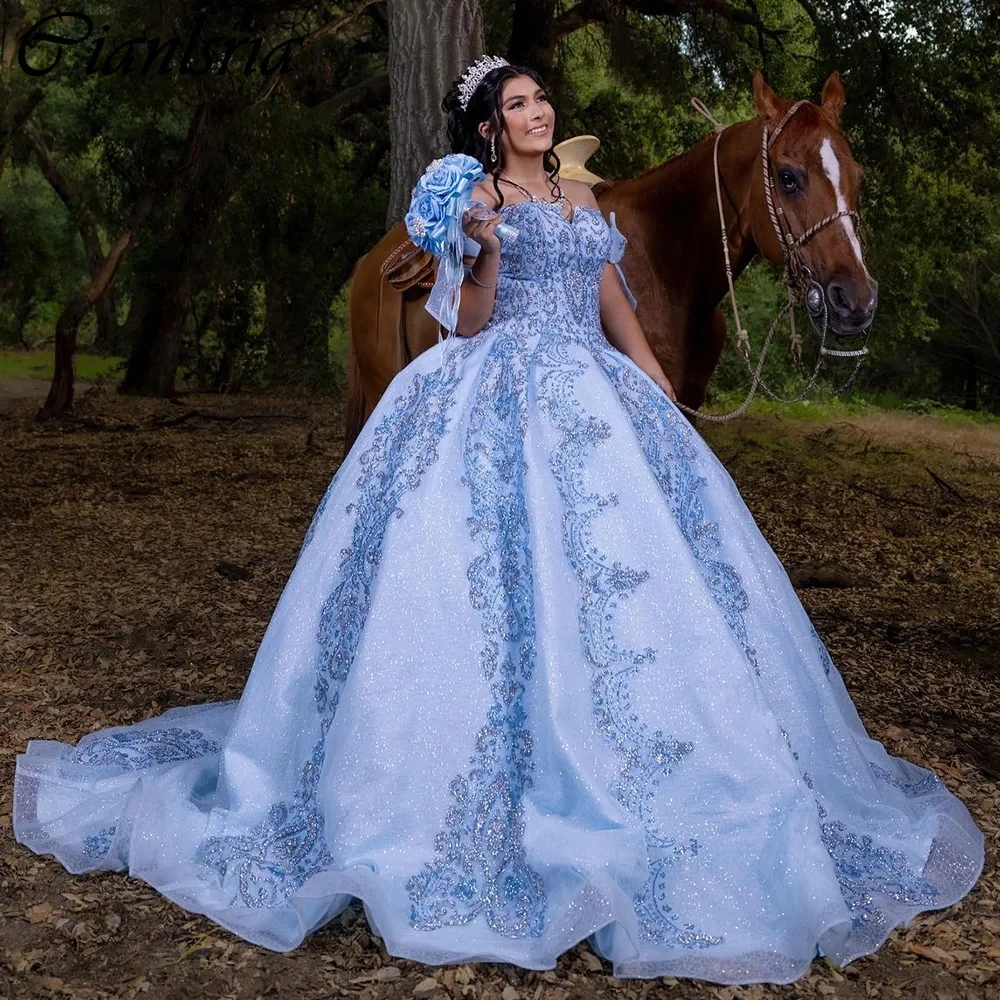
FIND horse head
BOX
[750,70,878,336]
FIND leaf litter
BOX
[0,388,998,999]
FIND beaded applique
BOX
[536,336,722,951]
[780,717,941,931]
[82,826,117,859]
[819,803,940,932]
[407,328,545,938]
[597,357,760,678]
[71,727,221,770]
[869,761,942,795]
[809,623,835,677]
[202,345,469,907]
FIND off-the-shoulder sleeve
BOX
[606,211,638,311]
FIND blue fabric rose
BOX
[405,186,451,256]
[405,154,487,257]
[422,155,484,202]
[404,153,489,342]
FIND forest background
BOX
[0,0,998,417]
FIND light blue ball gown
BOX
[13,199,983,984]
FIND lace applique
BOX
[71,728,221,770]
[491,204,608,328]
[83,826,117,859]
[869,761,942,795]
[818,803,940,933]
[599,357,759,678]
[407,330,545,938]
[809,623,834,677]
[202,346,468,908]
[779,724,941,931]
[299,472,342,554]
[536,336,722,951]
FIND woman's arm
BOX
[570,182,677,401]
[456,185,502,337]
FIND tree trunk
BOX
[963,348,979,411]
[385,0,484,228]
[214,282,252,393]
[15,296,36,347]
[92,291,126,355]
[37,231,133,420]
[119,266,196,397]
[37,294,89,420]
[508,0,559,79]
[120,159,238,396]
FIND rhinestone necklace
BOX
[499,173,570,218]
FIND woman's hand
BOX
[642,364,677,402]
[462,207,502,255]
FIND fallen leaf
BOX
[27,902,54,923]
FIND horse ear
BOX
[820,71,846,126]
[752,68,784,124]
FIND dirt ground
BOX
[1,384,998,1000]
[0,379,93,410]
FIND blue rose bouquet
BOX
[405,153,516,345]
[405,154,484,256]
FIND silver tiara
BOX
[458,54,509,111]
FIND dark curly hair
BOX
[442,62,563,210]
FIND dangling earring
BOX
[490,133,496,163]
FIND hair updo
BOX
[442,62,563,210]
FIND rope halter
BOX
[673,96,873,422]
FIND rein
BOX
[674,98,872,423]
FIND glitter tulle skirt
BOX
[12,204,984,984]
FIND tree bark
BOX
[963,348,979,411]
[214,282,252,393]
[93,291,126,355]
[37,231,133,420]
[120,156,238,396]
[509,0,560,79]
[385,0,484,228]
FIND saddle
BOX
[373,235,440,370]
[380,239,437,292]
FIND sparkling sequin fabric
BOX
[13,200,983,984]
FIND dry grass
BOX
[0,385,998,1000]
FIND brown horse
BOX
[344,69,876,453]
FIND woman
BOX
[13,57,983,984]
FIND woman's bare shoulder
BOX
[561,178,600,209]
[471,182,502,210]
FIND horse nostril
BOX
[828,283,852,315]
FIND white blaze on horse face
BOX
[819,137,869,278]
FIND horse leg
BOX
[342,335,366,459]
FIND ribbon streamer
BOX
[607,211,638,311]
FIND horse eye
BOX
[779,170,799,193]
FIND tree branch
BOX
[312,72,389,117]
[549,0,788,46]
[792,0,823,33]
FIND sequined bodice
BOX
[486,201,612,333]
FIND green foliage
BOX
[0,348,123,381]
[548,0,1000,413]
[4,0,1000,410]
